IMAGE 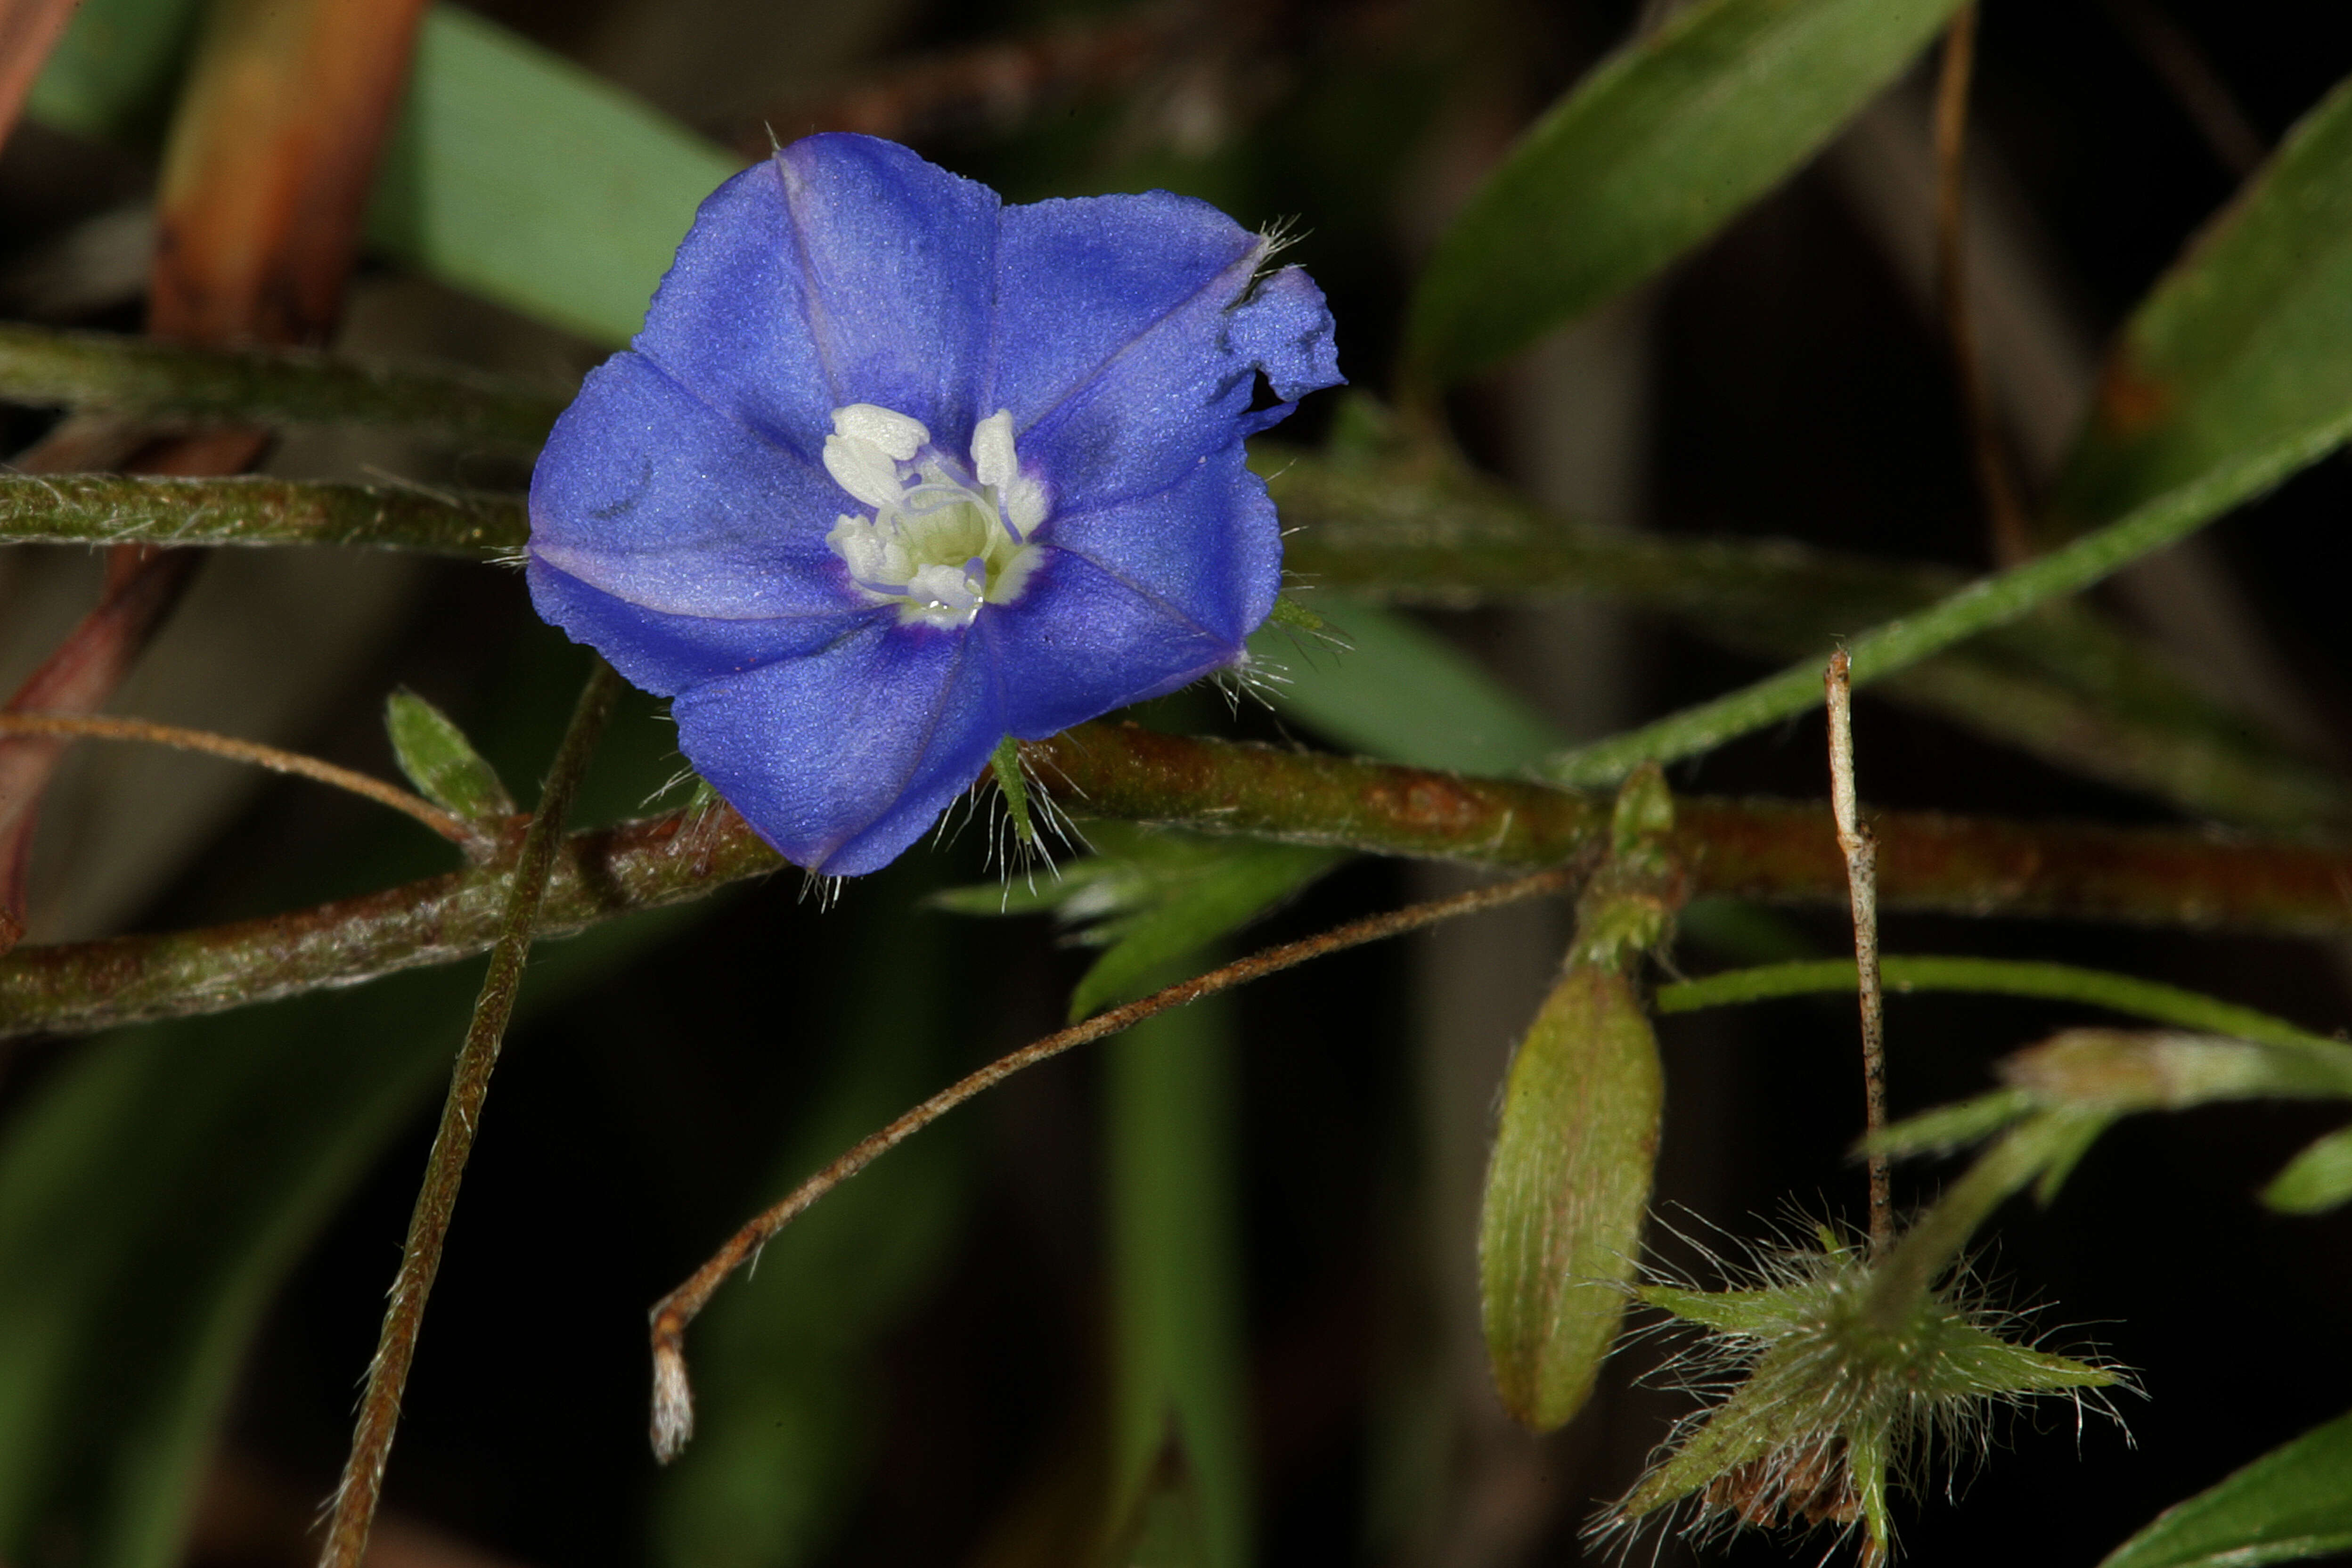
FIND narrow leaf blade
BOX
[1404,0,1961,384]
[384,688,515,823]
[363,5,743,346]
[2053,74,2352,534]
[2099,1409,2352,1568]
[1069,843,1339,1021]
[1250,594,1562,774]
[2262,1125,2352,1215]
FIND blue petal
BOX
[1227,267,1344,400]
[1040,441,1281,648]
[671,622,1004,875]
[985,549,1239,737]
[628,159,837,464]
[994,194,1341,511]
[528,353,853,622]
[775,134,999,440]
[527,559,872,697]
[987,190,1260,428]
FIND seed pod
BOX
[1478,961,1664,1431]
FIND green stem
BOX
[1273,449,2345,829]
[317,658,621,1568]
[1655,956,2339,1049]
[0,472,524,555]
[1536,429,2349,787]
[1860,1109,2108,1332]
[0,321,567,449]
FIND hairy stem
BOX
[318,659,620,1568]
[0,322,566,448]
[11,725,2352,1038]
[646,862,1581,1462]
[0,471,524,554]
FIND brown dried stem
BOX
[0,711,470,843]
[1826,651,1891,1253]
[317,659,621,1568]
[645,860,1582,1462]
[1932,3,2032,566]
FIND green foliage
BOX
[1403,0,1963,385]
[363,5,742,347]
[1249,591,1563,775]
[1108,996,1250,1568]
[23,0,204,140]
[2054,74,2352,535]
[931,824,1341,1021]
[2099,1408,2352,1568]
[2261,1125,2352,1215]
[384,687,516,825]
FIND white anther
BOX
[971,410,1017,491]
[970,408,1048,539]
[832,403,928,459]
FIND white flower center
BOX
[822,404,1048,628]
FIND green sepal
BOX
[383,688,515,824]
[1266,595,1325,634]
[990,736,1037,849]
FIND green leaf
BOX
[1249,592,1564,774]
[1869,1089,2041,1158]
[2262,1125,2352,1215]
[23,0,205,140]
[1403,0,1962,385]
[363,5,743,346]
[2099,1408,2352,1568]
[2053,73,2352,535]
[384,688,516,824]
[1478,965,1663,1431]
[1069,838,1340,1022]
[1108,995,1250,1568]
[652,870,967,1568]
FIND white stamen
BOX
[832,403,927,459]
[971,410,1017,490]
[822,403,1048,627]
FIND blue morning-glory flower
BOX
[527,133,1341,875]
